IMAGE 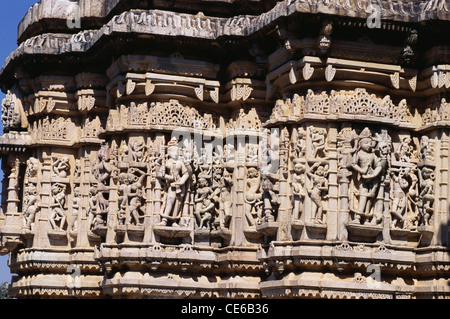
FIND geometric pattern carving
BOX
[148,99,216,130]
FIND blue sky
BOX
[0,0,39,284]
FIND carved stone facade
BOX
[0,0,449,299]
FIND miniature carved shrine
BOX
[0,0,449,299]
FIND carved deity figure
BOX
[157,137,191,227]
[119,143,129,163]
[124,168,147,226]
[419,136,434,162]
[418,167,435,226]
[194,177,215,229]
[310,127,327,158]
[292,161,306,220]
[405,166,421,230]
[306,162,329,223]
[439,98,450,121]
[117,173,129,225]
[94,143,113,222]
[224,144,235,163]
[261,172,279,223]
[52,156,70,178]
[390,167,411,229]
[87,185,98,230]
[23,183,39,229]
[74,159,81,180]
[373,138,392,222]
[247,144,258,163]
[25,157,39,179]
[244,167,262,227]
[69,187,81,232]
[295,127,307,158]
[127,188,145,226]
[1,90,21,132]
[260,141,280,223]
[350,128,388,225]
[395,136,413,163]
[216,168,233,230]
[130,139,146,163]
[49,183,67,231]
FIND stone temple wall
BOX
[0,0,449,299]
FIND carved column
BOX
[232,135,245,246]
[150,133,165,244]
[6,159,20,216]
[276,126,290,242]
[437,130,449,245]
[143,135,153,244]
[336,123,354,242]
[0,158,23,252]
[35,152,53,248]
[79,148,96,247]
[0,169,8,227]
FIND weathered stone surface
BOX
[0,0,449,299]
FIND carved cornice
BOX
[16,0,450,46]
[4,0,450,81]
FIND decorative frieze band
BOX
[268,88,412,126]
